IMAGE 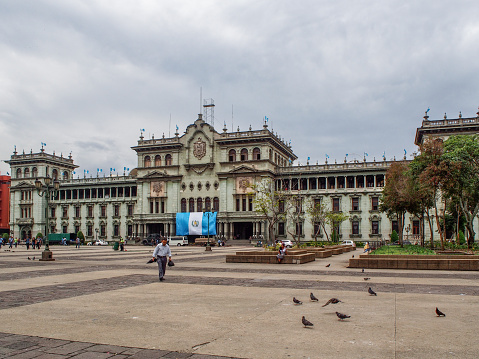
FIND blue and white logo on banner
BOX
[176,212,217,236]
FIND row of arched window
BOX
[15,167,69,180]
[144,154,172,168]
[180,197,219,212]
[228,148,261,162]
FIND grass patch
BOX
[371,245,436,255]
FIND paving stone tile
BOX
[4,341,38,350]
[84,344,128,354]
[128,349,172,358]
[46,342,95,355]
[68,352,114,359]
[8,349,47,358]
[162,352,193,358]
[30,338,72,348]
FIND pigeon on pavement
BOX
[310,293,319,302]
[436,307,446,317]
[368,287,377,296]
[362,268,365,273]
[364,277,371,281]
[27,257,31,260]
[325,264,330,267]
[336,312,351,321]
[293,297,303,305]
[322,298,342,307]
[302,316,314,327]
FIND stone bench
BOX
[306,248,333,258]
[349,255,479,271]
[226,250,315,264]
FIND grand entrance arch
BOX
[233,222,253,240]
[147,223,165,237]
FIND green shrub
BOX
[77,231,85,244]
[2,233,8,240]
[36,232,43,239]
[331,230,339,243]
[458,231,466,245]
[391,230,399,243]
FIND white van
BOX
[168,236,188,246]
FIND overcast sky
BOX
[1,0,479,177]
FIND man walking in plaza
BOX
[152,238,172,282]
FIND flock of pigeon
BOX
[297,270,446,328]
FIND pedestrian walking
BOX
[75,237,80,249]
[152,238,172,282]
[26,237,30,250]
[14,238,18,248]
[9,236,14,248]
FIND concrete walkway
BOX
[0,245,478,358]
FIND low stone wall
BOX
[226,250,316,264]
[349,255,479,270]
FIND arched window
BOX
[165,154,172,166]
[197,197,203,212]
[155,155,161,167]
[32,167,38,178]
[213,197,219,211]
[205,197,211,211]
[253,147,261,160]
[228,149,236,162]
[181,198,187,213]
[52,169,58,180]
[144,156,151,167]
[189,198,195,212]
[24,168,30,178]
[269,149,272,160]
[63,171,69,180]
[16,168,22,179]
[240,148,248,161]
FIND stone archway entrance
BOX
[233,222,253,240]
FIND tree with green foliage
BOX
[252,179,288,245]
[410,139,449,250]
[305,198,330,241]
[380,161,412,246]
[36,232,43,239]
[77,230,85,244]
[390,230,399,243]
[325,211,349,241]
[441,135,479,248]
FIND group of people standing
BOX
[0,236,42,250]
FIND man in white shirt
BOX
[152,238,172,281]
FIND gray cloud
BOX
[1,0,479,176]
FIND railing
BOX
[277,160,398,173]
[422,117,479,127]
[9,151,75,164]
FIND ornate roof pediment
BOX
[228,165,258,174]
[141,170,171,179]
[12,180,35,188]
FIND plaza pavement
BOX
[0,243,478,359]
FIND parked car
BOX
[341,240,356,248]
[281,240,294,248]
[142,233,162,246]
[168,236,188,246]
[87,240,109,246]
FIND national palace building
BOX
[6,109,479,243]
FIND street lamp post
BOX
[203,210,215,252]
[35,175,60,261]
